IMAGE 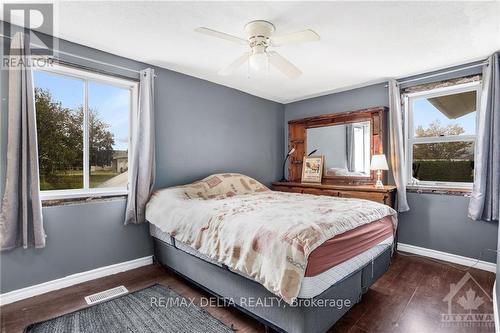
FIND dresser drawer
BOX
[272,182,396,207]
[301,188,340,197]
[272,185,303,193]
[337,190,387,204]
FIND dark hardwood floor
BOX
[1,253,495,333]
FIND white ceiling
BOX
[8,1,500,103]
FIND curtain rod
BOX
[50,48,142,75]
[50,58,141,82]
[386,61,487,87]
[0,33,155,78]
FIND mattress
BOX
[299,236,392,298]
[305,216,394,276]
[150,223,223,267]
[147,182,397,303]
[149,223,393,299]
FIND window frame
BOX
[352,122,370,173]
[34,64,138,200]
[404,81,481,190]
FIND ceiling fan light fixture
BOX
[249,52,268,71]
[195,20,319,79]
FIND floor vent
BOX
[84,285,129,305]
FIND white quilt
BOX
[146,187,397,303]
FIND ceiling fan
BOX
[195,20,320,79]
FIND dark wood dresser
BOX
[272,182,397,208]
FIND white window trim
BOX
[35,64,138,200]
[39,188,129,201]
[404,81,481,190]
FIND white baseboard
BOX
[494,281,499,333]
[397,243,496,273]
[0,256,153,306]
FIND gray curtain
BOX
[345,124,355,171]
[468,53,499,221]
[0,32,45,250]
[125,68,155,225]
[388,80,410,212]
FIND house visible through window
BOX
[405,81,480,188]
[33,65,137,198]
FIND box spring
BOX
[153,237,391,333]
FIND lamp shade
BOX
[370,154,389,170]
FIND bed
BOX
[146,173,397,333]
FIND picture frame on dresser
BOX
[301,155,324,183]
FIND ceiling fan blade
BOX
[268,51,302,79]
[271,29,320,46]
[195,27,247,46]
[218,52,250,76]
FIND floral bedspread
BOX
[146,188,397,303]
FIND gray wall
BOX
[284,78,498,264]
[153,68,284,188]
[0,24,284,293]
[308,125,347,169]
[0,199,152,292]
[400,193,497,261]
[285,83,389,122]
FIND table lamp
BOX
[370,154,389,189]
[307,149,318,156]
[280,147,296,182]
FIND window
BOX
[405,81,480,189]
[352,122,370,173]
[33,65,138,199]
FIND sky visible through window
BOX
[413,98,476,135]
[33,70,130,150]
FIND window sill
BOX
[406,185,471,197]
[40,189,128,207]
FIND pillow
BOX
[183,173,269,199]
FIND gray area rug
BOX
[25,284,234,333]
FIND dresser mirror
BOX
[287,107,386,185]
[307,121,371,178]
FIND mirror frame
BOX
[287,107,387,185]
